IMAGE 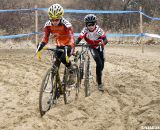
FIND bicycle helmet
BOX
[48,4,64,20]
[84,14,97,23]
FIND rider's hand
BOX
[97,39,104,45]
[36,42,45,60]
[75,38,81,45]
[98,41,104,52]
[98,42,103,45]
[36,42,46,53]
[37,51,41,60]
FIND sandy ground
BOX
[0,43,160,130]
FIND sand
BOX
[0,42,160,130]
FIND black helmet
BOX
[84,14,97,23]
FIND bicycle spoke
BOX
[39,68,57,117]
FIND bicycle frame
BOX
[75,43,96,96]
[44,47,70,100]
[75,42,104,96]
[39,46,80,116]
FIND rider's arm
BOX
[75,28,86,45]
[75,37,83,45]
[36,42,46,52]
[98,33,108,45]
[41,26,50,44]
[36,26,50,52]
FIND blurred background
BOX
[0,0,159,43]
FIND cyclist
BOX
[36,4,75,85]
[75,14,108,91]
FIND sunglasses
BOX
[87,23,95,27]
[50,19,60,22]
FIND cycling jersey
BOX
[41,18,74,47]
[76,25,107,48]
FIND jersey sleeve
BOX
[75,27,87,44]
[80,27,87,38]
[96,27,105,37]
[41,21,51,44]
[97,27,108,45]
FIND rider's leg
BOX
[99,48,105,71]
[98,49,105,91]
[56,46,75,85]
[90,48,104,91]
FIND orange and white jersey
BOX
[41,17,74,47]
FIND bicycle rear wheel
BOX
[39,68,57,117]
[64,64,80,104]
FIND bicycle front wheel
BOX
[39,68,57,117]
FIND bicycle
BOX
[75,43,101,97]
[38,47,80,117]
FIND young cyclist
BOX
[75,14,108,91]
[36,4,75,84]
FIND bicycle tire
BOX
[63,64,80,104]
[39,67,57,117]
[79,61,84,84]
[84,57,91,97]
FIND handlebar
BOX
[75,42,103,52]
[75,43,102,47]
[42,47,63,52]
[36,47,69,63]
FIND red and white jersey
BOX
[78,25,106,48]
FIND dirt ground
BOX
[0,42,160,130]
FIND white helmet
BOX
[48,4,64,20]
